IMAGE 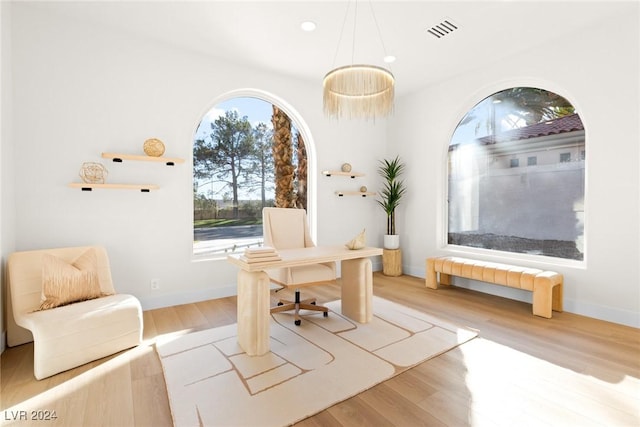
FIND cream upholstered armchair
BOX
[262,207,336,325]
[7,246,143,380]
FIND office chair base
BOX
[271,289,329,325]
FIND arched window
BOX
[192,95,311,257]
[448,87,585,261]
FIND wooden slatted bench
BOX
[426,256,563,318]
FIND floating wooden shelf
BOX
[102,152,185,166]
[69,183,159,192]
[335,191,377,197]
[322,170,364,178]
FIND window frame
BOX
[441,83,587,269]
[190,88,318,261]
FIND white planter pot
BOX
[383,234,400,249]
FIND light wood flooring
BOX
[2,273,639,426]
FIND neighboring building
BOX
[448,114,585,259]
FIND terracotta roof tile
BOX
[477,113,584,145]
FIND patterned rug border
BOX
[156,296,478,426]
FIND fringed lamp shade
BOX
[323,64,395,120]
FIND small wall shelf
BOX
[335,191,377,197]
[102,152,185,166]
[325,169,373,197]
[322,170,364,179]
[69,183,159,192]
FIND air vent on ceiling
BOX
[427,19,458,39]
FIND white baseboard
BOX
[140,263,638,328]
[139,261,384,312]
[563,300,640,328]
[406,265,640,328]
[138,284,239,311]
[403,265,424,278]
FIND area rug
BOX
[155,296,477,427]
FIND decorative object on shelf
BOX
[325,167,372,196]
[323,2,394,120]
[79,162,108,184]
[72,149,180,192]
[345,229,366,250]
[377,156,406,249]
[143,138,165,157]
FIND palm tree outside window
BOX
[192,97,308,257]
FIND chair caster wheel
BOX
[295,320,301,326]
[323,312,328,317]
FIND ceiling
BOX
[28,0,621,96]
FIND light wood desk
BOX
[227,246,383,356]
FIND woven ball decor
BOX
[143,138,165,157]
[79,162,108,184]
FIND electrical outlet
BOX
[150,279,160,290]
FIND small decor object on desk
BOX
[79,162,108,184]
[239,246,281,263]
[143,138,165,157]
[345,228,366,250]
[341,163,352,173]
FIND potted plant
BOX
[377,156,406,249]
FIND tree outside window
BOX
[193,97,307,256]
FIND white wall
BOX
[6,3,387,321]
[390,4,640,327]
[1,0,16,353]
[4,1,638,341]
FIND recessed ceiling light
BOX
[383,55,396,63]
[301,21,316,32]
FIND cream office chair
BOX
[262,207,336,325]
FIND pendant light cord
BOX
[330,0,391,70]
[368,0,392,71]
[331,0,353,68]
[351,0,358,64]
